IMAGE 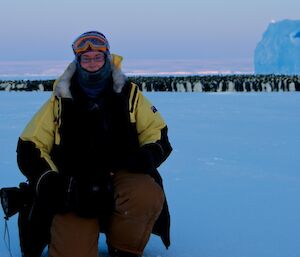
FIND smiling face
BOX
[80,51,106,72]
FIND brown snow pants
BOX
[48,171,165,257]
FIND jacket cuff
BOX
[16,138,52,184]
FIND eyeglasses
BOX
[80,54,105,63]
[73,35,109,55]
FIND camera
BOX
[0,182,33,219]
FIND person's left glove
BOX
[35,170,65,213]
[126,143,164,174]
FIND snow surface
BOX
[0,92,300,257]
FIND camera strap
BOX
[4,217,13,257]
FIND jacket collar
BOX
[53,54,127,98]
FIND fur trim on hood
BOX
[54,54,127,98]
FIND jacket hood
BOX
[53,54,127,98]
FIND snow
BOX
[254,19,300,75]
[1,92,300,257]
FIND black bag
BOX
[18,199,52,257]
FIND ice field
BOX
[0,91,299,257]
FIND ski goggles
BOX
[72,32,110,55]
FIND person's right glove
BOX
[35,170,65,213]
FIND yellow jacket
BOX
[19,54,172,175]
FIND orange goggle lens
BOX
[73,36,108,55]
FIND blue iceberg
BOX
[254,19,300,75]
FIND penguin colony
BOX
[1,75,300,92]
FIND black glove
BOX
[35,170,64,213]
[126,144,164,173]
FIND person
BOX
[16,31,172,257]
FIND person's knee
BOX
[137,176,164,214]
[115,174,164,218]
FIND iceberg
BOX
[254,19,300,75]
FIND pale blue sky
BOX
[1,0,300,62]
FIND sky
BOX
[1,0,300,63]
